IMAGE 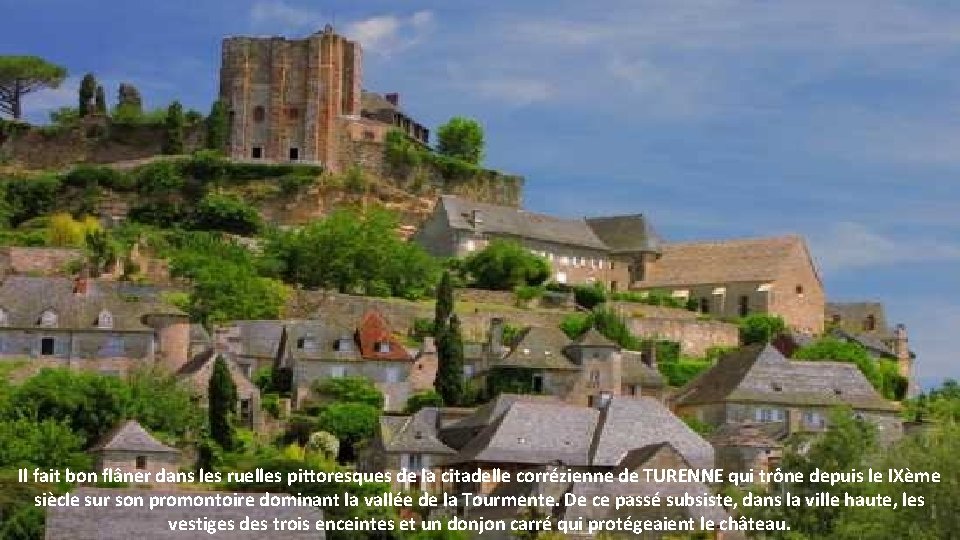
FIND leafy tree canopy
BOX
[0,56,67,119]
[436,116,485,165]
[462,239,550,291]
[313,377,384,409]
[738,313,787,345]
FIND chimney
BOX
[385,93,399,107]
[894,324,909,361]
[488,317,504,356]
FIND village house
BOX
[218,310,436,411]
[671,343,902,444]
[414,195,662,290]
[364,394,734,538]
[89,420,180,481]
[176,350,263,430]
[0,276,190,375]
[469,319,666,406]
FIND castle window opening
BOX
[863,315,876,331]
[363,130,375,140]
[253,106,265,122]
[795,284,804,295]
[251,146,263,159]
[286,107,299,120]
[289,147,300,161]
[699,297,711,314]
[532,374,544,393]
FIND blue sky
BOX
[3,0,958,386]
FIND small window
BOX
[136,456,147,470]
[556,272,567,284]
[363,130,375,140]
[289,147,299,161]
[738,295,750,317]
[97,309,113,329]
[375,341,391,354]
[863,315,876,332]
[251,146,263,159]
[253,106,265,122]
[330,365,346,378]
[40,337,55,356]
[334,338,353,352]
[286,107,299,120]
[795,284,804,295]
[699,297,711,314]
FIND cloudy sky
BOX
[3,0,958,386]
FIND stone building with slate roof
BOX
[0,276,190,375]
[361,407,458,491]
[469,320,666,407]
[709,422,785,478]
[218,310,436,411]
[45,487,324,540]
[90,420,180,480]
[672,343,902,443]
[632,235,825,334]
[414,195,662,290]
[177,351,262,430]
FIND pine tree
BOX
[94,85,107,116]
[162,101,185,155]
[205,99,229,151]
[208,356,238,451]
[435,314,465,406]
[434,270,454,336]
[78,73,97,117]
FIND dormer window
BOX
[39,309,58,328]
[297,336,317,350]
[334,338,353,352]
[375,341,391,354]
[97,309,113,329]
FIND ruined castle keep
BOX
[219,25,428,171]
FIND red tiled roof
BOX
[357,310,412,361]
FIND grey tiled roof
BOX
[495,326,580,370]
[709,422,786,448]
[571,328,618,348]
[621,351,666,387]
[439,195,610,250]
[45,487,323,539]
[89,420,178,454]
[379,408,456,455]
[0,276,184,331]
[591,397,714,469]
[231,320,285,359]
[673,343,898,412]
[585,214,662,254]
[828,327,897,359]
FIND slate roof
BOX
[89,420,179,455]
[0,276,185,331]
[45,487,323,540]
[438,195,609,250]
[447,396,713,469]
[673,343,898,412]
[378,408,456,455]
[176,351,259,398]
[278,317,360,362]
[826,301,889,333]
[495,326,580,370]
[585,214,662,254]
[710,422,786,448]
[619,352,663,388]
[636,234,817,288]
[571,328,619,348]
[828,327,897,359]
[591,397,714,469]
[230,320,285,359]
[361,90,399,113]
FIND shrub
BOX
[312,377,384,408]
[436,116,485,165]
[463,239,550,291]
[192,192,262,235]
[573,283,607,310]
[738,313,787,345]
[137,160,185,194]
[514,284,544,302]
[384,129,422,170]
[412,317,435,339]
[183,150,228,182]
[404,390,444,413]
[659,359,712,387]
[128,201,188,226]
[279,173,315,196]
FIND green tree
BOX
[84,228,119,277]
[0,56,67,119]
[316,402,380,462]
[192,192,262,235]
[162,100,185,154]
[205,99,229,151]
[0,418,89,470]
[462,239,550,290]
[94,85,107,115]
[312,377,384,408]
[78,73,97,117]
[436,116,485,164]
[434,270,454,336]
[209,356,238,451]
[738,313,786,345]
[404,390,444,413]
[188,264,288,325]
[793,337,883,394]
[435,314,465,406]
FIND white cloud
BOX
[474,78,553,106]
[21,76,80,122]
[249,0,322,32]
[344,11,435,55]
[811,222,960,273]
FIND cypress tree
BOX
[162,101,185,154]
[78,73,97,117]
[205,99,229,151]
[94,85,107,116]
[435,314,465,406]
[208,356,238,451]
[434,270,454,336]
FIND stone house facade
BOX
[469,320,667,406]
[90,420,180,481]
[672,343,903,444]
[414,195,661,290]
[0,276,190,375]
[220,26,428,171]
[177,350,263,430]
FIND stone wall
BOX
[628,317,739,356]
[0,247,83,277]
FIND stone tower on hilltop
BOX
[219,25,362,169]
